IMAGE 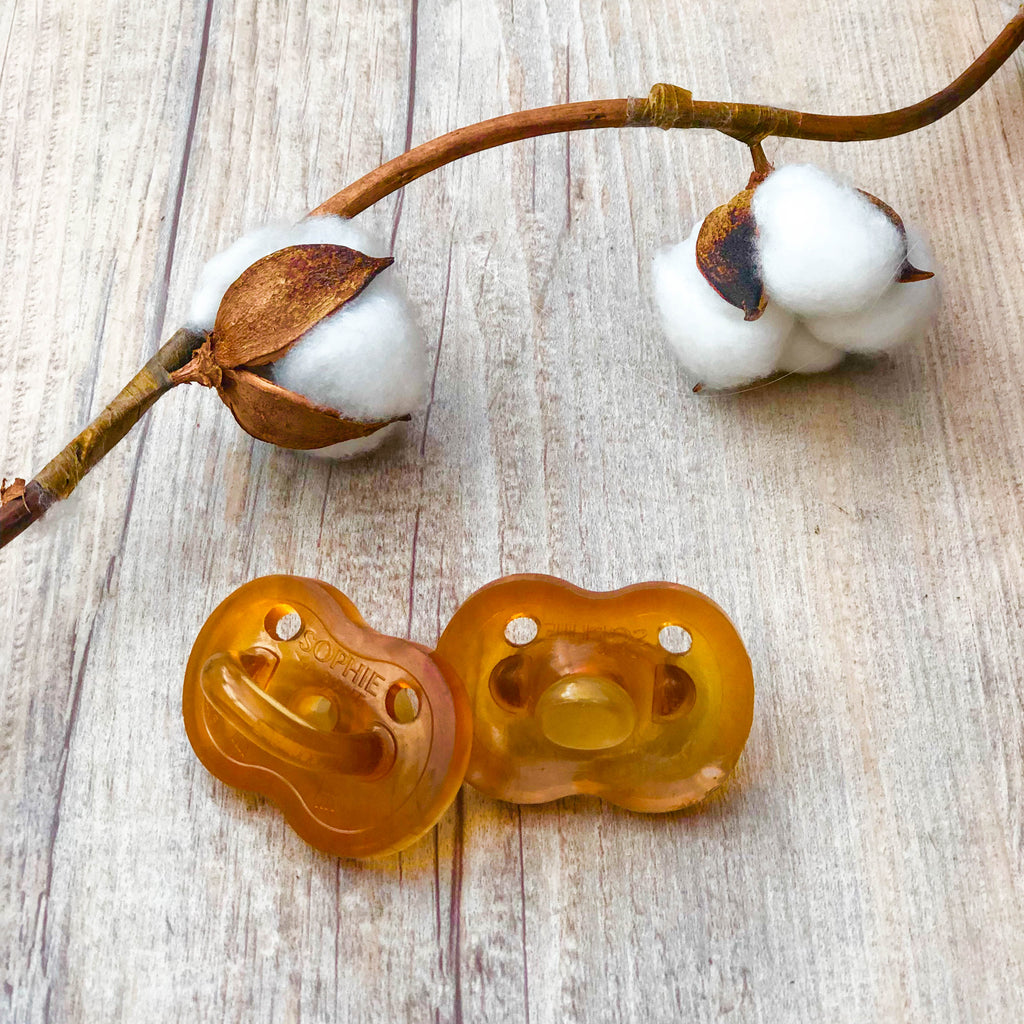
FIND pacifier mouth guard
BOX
[434,574,754,813]
[183,575,472,859]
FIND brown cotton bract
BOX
[695,170,770,322]
[856,191,935,283]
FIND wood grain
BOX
[2,1,1023,1021]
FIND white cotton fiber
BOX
[802,227,939,353]
[775,324,844,374]
[308,422,407,461]
[271,270,428,422]
[187,216,388,331]
[652,225,794,389]
[753,164,906,317]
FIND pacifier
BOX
[182,576,472,858]
[183,573,753,857]
[435,575,754,812]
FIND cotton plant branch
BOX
[1,328,202,546]
[313,7,1024,218]
[2,6,1022,550]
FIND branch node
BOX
[626,84,694,130]
[169,338,222,388]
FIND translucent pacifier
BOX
[434,574,754,812]
[182,576,472,858]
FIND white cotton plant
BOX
[774,324,844,374]
[187,216,428,458]
[651,163,939,389]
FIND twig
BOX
[314,7,1024,217]
[0,328,203,546]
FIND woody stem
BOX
[749,143,773,178]
[0,328,204,549]
[314,7,1024,218]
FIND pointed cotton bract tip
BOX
[753,164,905,317]
[803,227,940,353]
[652,226,794,389]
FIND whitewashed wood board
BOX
[2,0,1023,1021]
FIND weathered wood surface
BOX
[2,1,1023,1020]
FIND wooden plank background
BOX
[2,0,1023,1020]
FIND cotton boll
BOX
[271,273,428,422]
[753,164,906,316]
[803,227,939,353]
[186,216,386,330]
[187,215,428,459]
[775,324,844,374]
[652,226,794,389]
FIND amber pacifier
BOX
[183,576,472,858]
[434,574,754,811]
[184,573,754,857]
